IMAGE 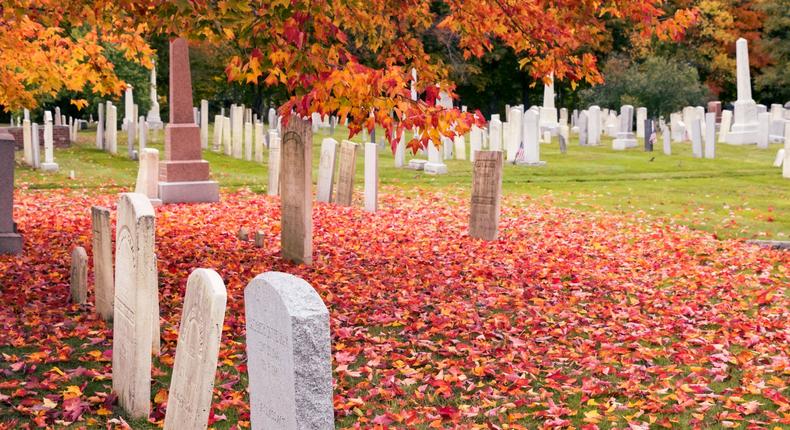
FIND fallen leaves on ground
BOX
[0,187,788,429]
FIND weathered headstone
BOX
[0,131,22,254]
[726,38,759,144]
[517,109,544,166]
[784,123,790,179]
[254,231,265,248]
[469,151,503,240]
[335,140,358,206]
[424,139,448,174]
[454,134,466,161]
[267,130,281,196]
[704,112,716,158]
[213,115,223,152]
[773,148,785,167]
[31,123,40,169]
[690,118,703,158]
[578,111,589,146]
[244,120,253,161]
[394,131,406,168]
[489,116,503,151]
[107,104,118,154]
[238,227,250,241]
[163,269,227,430]
[364,142,378,212]
[644,119,654,152]
[159,38,219,203]
[636,107,647,138]
[662,123,672,155]
[22,119,32,166]
[232,105,244,159]
[70,246,88,304]
[245,272,333,430]
[588,106,601,145]
[280,117,313,265]
[135,148,162,206]
[91,206,114,321]
[96,103,105,150]
[222,116,232,156]
[469,126,483,162]
[316,138,338,203]
[757,112,771,149]
[112,193,157,419]
[612,105,637,150]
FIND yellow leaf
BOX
[154,388,168,404]
[62,385,82,399]
[42,398,57,409]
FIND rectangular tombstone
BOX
[704,112,716,158]
[254,122,265,163]
[112,193,157,419]
[163,269,227,430]
[92,206,114,320]
[267,130,281,196]
[222,116,232,155]
[364,142,378,212]
[316,138,338,203]
[335,140,358,206]
[200,99,209,149]
[691,119,703,158]
[70,246,88,304]
[213,115,223,152]
[135,148,162,205]
[279,117,313,265]
[469,151,504,240]
[578,112,589,146]
[96,103,105,149]
[0,131,23,254]
[31,123,40,168]
[489,117,502,151]
[454,134,466,161]
[245,272,333,430]
[244,121,253,161]
[232,106,244,159]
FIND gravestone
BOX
[238,226,250,241]
[644,119,654,152]
[163,269,227,430]
[364,142,378,212]
[107,104,118,154]
[719,110,733,143]
[707,101,722,122]
[517,109,544,166]
[726,38,759,144]
[489,116,503,151]
[113,193,157,419]
[636,107,647,138]
[578,111,589,146]
[662,123,672,155]
[612,105,637,150]
[254,231,265,248]
[213,115,223,152]
[424,139,448,174]
[469,151,503,240]
[0,131,23,254]
[254,122,265,163]
[41,112,59,172]
[232,106,244,159]
[55,107,61,126]
[469,126,483,162]
[31,123,40,169]
[22,119,32,166]
[135,148,162,206]
[757,112,771,149]
[138,116,147,152]
[558,126,568,153]
[159,38,219,204]
[691,119,703,158]
[267,130,281,196]
[784,123,790,179]
[774,149,785,167]
[222,116,232,155]
[316,138,338,203]
[588,106,601,145]
[244,120,253,161]
[245,272,333,430]
[335,140,358,206]
[91,206,114,320]
[704,112,716,158]
[96,103,105,150]
[280,117,313,265]
[394,132,406,168]
[454,134,466,161]
[200,99,209,149]
[70,246,88,304]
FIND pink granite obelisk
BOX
[0,130,23,254]
[159,38,219,203]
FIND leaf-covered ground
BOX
[0,187,788,429]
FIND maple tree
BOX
[0,1,154,112]
[0,188,788,427]
[2,0,697,151]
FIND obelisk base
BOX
[159,181,219,204]
[0,232,23,254]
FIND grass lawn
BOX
[14,125,788,240]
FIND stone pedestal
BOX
[0,131,22,254]
[159,38,219,204]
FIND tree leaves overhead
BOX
[0,188,788,427]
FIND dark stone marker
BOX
[559,133,567,154]
[644,119,654,152]
[0,130,22,254]
[469,151,503,241]
[280,117,313,265]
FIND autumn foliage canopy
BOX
[1,0,697,149]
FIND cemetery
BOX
[0,1,789,429]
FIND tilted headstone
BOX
[316,138,338,203]
[135,148,162,206]
[335,140,358,206]
[70,246,88,304]
[163,269,227,430]
[0,131,22,254]
[469,151,503,240]
[112,193,157,419]
[267,130,281,196]
[364,142,378,212]
[774,149,785,167]
[245,272,333,430]
[159,38,219,203]
[280,117,313,265]
[91,206,114,321]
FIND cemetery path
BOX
[0,188,788,429]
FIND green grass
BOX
[13,125,789,239]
